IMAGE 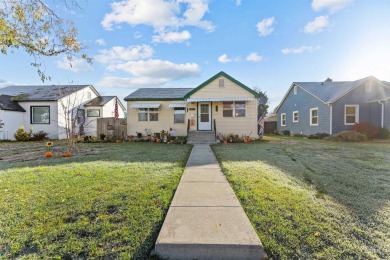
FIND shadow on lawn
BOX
[0,142,192,171]
[213,140,390,218]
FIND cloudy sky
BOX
[1,0,390,110]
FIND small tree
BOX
[254,88,269,119]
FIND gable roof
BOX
[84,96,126,110]
[0,95,26,112]
[124,88,193,101]
[184,71,259,98]
[275,76,390,112]
[0,85,99,101]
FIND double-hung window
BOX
[222,101,246,117]
[345,105,359,125]
[310,108,318,126]
[174,108,185,123]
[31,106,50,124]
[138,108,159,121]
[293,111,299,122]
[281,113,286,126]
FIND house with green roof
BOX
[124,71,259,140]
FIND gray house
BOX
[275,76,390,135]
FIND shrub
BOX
[377,127,389,139]
[31,131,48,141]
[326,131,368,142]
[293,133,307,138]
[352,122,379,139]
[14,126,32,141]
[282,130,290,136]
[308,133,330,139]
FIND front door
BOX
[198,102,211,130]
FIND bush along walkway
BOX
[155,144,264,260]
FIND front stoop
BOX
[187,131,218,144]
[154,145,264,260]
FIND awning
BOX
[130,103,161,108]
[169,103,187,108]
[186,97,253,102]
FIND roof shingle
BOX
[0,95,26,112]
[124,88,193,101]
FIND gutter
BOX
[328,103,333,135]
[378,101,384,128]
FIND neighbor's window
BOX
[77,109,85,124]
[31,106,50,124]
[310,108,318,126]
[138,108,159,121]
[219,78,224,87]
[293,111,299,122]
[174,107,185,123]
[345,105,359,125]
[365,82,372,93]
[223,101,246,117]
[87,91,92,99]
[281,113,286,126]
[87,109,100,117]
[293,85,297,95]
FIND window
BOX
[365,82,372,92]
[174,108,185,123]
[77,109,85,124]
[87,91,91,99]
[293,111,299,122]
[222,101,246,117]
[310,108,318,126]
[281,113,286,126]
[87,109,100,117]
[219,78,224,87]
[345,105,359,125]
[31,106,50,124]
[138,108,159,121]
[294,85,297,95]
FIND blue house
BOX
[275,76,390,135]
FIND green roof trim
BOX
[184,71,259,99]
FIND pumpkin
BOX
[63,151,72,157]
[116,140,122,143]
[45,151,53,157]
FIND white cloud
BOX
[256,17,275,36]
[101,0,214,32]
[281,46,320,55]
[312,0,353,13]
[95,38,106,46]
[218,54,240,63]
[95,45,154,64]
[57,57,93,72]
[236,0,242,6]
[153,30,191,43]
[97,60,201,88]
[246,52,263,62]
[304,16,329,33]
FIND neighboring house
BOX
[0,85,125,140]
[124,71,259,137]
[276,76,390,135]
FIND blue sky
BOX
[1,0,390,111]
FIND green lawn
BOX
[212,137,390,260]
[0,142,192,259]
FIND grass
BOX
[212,137,390,259]
[0,142,192,259]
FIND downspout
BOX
[329,103,333,135]
[378,101,384,128]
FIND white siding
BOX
[0,110,25,140]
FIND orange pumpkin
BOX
[63,151,72,157]
[45,151,53,157]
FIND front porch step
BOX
[187,131,217,144]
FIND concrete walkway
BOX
[155,144,264,260]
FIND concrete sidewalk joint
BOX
[155,144,264,260]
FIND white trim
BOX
[281,113,286,126]
[379,101,384,128]
[344,104,359,125]
[329,104,333,135]
[293,86,297,95]
[187,97,253,102]
[310,107,319,126]
[292,111,299,122]
[130,103,161,108]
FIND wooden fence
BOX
[97,118,127,140]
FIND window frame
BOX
[281,113,286,126]
[293,111,299,123]
[31,106,50,124]
[222,101,246,118]
[87,109,100,117]
[293,85,297,95]
[138,108,159,122]
[173,107,185,124]
[344,105,359,125]
[219,78,224,87]
[310,108,319,126]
